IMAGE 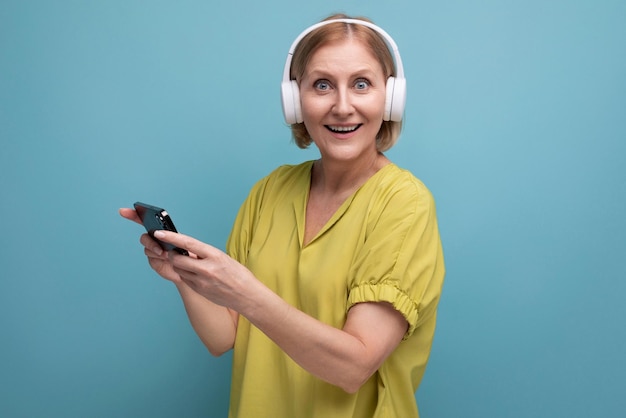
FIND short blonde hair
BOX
[288,14,403,152]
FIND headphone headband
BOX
[282,18,405,82]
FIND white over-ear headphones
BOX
[280,18,407,125]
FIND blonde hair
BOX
[288,14,403,152]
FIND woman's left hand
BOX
[152,230,253,311]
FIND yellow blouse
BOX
[226,161,445,418]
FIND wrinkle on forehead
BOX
[301,38,385,83]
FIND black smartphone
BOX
[133,202,189,255]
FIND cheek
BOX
[369,90,388,116]
[300,96,328,123]
[300,103,320,139]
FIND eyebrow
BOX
[302,67,379,81]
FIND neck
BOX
[311,152,390,196]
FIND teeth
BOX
[328,125,359,132]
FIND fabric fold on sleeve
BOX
[347,283,420,339]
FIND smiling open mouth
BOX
[326,124,362,133]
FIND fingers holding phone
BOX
[133,202,189,256]
[121,202,191,284]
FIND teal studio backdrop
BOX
[1,0,624,417]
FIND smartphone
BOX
[133,202,189,255]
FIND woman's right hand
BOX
[138,232,185,284]
[119,207,192,285]
[120,208,238,356]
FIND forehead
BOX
[304,38,383,74]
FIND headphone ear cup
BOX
[281,80,302,124]
[384,76,406,122]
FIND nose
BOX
[331,88,354,116]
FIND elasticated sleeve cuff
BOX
[347,283,419,339]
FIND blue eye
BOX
[314,80,331,91]
[355,79,370,90]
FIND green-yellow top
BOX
[226,161,445,418]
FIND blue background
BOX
[1,0,624,417]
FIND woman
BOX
[121,14,445,418]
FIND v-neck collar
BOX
[293,161,395,249]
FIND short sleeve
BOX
[347,174,445,339]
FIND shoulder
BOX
[254,160,313,189]
[383,164,431,193]
[366,163,436,211]
[245,160,314,205]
